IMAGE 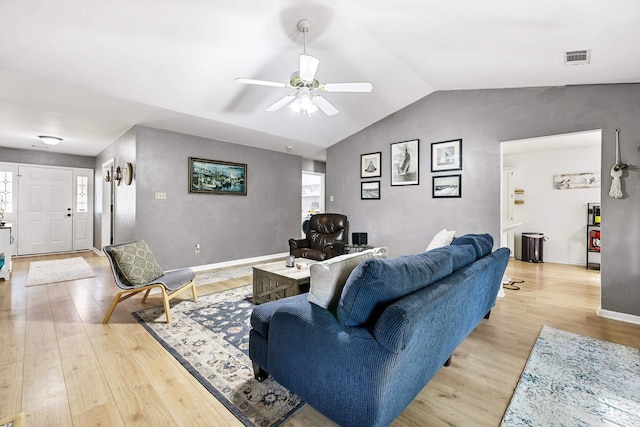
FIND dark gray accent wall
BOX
[327,84,640,317]
[0,146,94,169]
[134,126,301,269]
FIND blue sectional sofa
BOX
[249,234,510,427]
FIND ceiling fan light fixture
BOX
[290,88,318,117]
[235,17,372,117]
[38,135,63,145]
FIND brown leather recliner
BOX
[289,213,348,261]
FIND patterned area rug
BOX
[194,265,253,286]
[501,326,640,426]
[25,257,96,287]
[133,285,304,427]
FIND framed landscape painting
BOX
[391,139,419,186]
[431,139,462,172]
[432,174,461,198]
[189,157,247,195]
[361,181,380,199]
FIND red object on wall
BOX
[589,230,601,252]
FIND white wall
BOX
[504,140,601,265]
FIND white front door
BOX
[18,166,73,255]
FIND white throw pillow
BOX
[426,229,456,251]
[308,247,389,311]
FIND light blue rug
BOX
[501,326,640,426]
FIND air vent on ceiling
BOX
[564,49,591,65]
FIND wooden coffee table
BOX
[252,259,318,304]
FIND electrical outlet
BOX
[195,244,200,253]
[154,192,167,200]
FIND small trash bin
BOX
[522,232,544,263]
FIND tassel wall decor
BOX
[609,128,626,199]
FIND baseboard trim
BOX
[189,252,289,272]
[597,307,640,325]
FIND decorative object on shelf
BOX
[114,166,123,186]
[432,174,461,198]
[123,162,133,185]
[391,139,419,186]
[189,157,247,195]
[360,152,382,178]
[553,172,600,190]
[234,19,373,117]
[609,128,626,199]
[431,138,462,172]
[361,181,380,199]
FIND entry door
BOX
[18,166,73,255]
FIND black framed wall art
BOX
[431,139,462,172]
[391,139,419,186]
[361,181,381,199]
[360,152,382,178]
[432,174,461,198]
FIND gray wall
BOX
[132,126,301,269]
[0,146,94,169]
[327,84,640,317]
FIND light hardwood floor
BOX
[1,252,639,426]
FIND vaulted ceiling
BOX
[1,1,638,160]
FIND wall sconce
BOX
[104,169,112,183]
[114,166,123,186]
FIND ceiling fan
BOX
[235,19,373,117]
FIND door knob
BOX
[67,213,72,217]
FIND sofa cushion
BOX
[108,240,164,285]
[337,244,479,327]
[425,228,456,251]
[451,233,493,259]
[308,247,389,311]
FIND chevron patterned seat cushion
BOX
[108,240,164,286]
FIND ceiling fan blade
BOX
[266,94,297,111]
[313,96,339,116]
[235,78,287,88]
[299,54,320,81]
[322,82,373,93]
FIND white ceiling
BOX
[0,1,638,160]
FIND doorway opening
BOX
[301,171,325,237]
[500,129,601,266]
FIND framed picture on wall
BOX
[361,181,381,199]
[361,152,382,178]
[188,157,247,195]
[391,139,419,186]
[431,139,462,172]
[432,174,461,198]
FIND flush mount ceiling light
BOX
[235,19,373,117]
[38,135,63,145]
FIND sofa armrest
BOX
[289,238,310,250]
